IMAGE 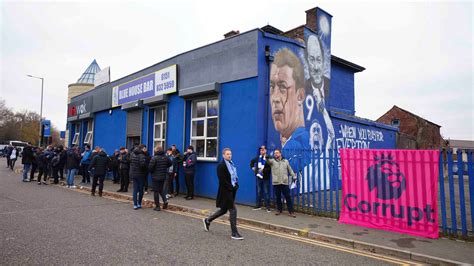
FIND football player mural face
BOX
[307,35,324,87]
[270,48,306,141]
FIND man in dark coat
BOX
[117,147,130,192]
[66,147,81,188]
[109,150,120,184]
[89,149,109,197]
[130,144,148,209]
[35,148,48,185]
[183,146,197,200]
[170,144,183,196]
[148,146,172,211]
[21,144,34,182]
[249,145,272,211]
[51,146,63,184]
[203,148,243,240]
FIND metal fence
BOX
[263,148,474,239]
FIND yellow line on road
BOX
[165,209,418,266]
[56,184,418,265]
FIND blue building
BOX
[66,7,397,205]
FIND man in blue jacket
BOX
[80,144,92,184]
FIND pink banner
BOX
[339,149,439,239]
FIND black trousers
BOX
[112,168,119,183]
[81,164,90,183]
[30,164,37,180]
[59,165,64,180]
[37,167,47,182]
[165,172,177,195]
[92,175,105,193]
[119,168,129,191]
[152,179,167,207]
[185,172,194,198]
[6,157,10,167]
[52,167,60,184]
[208,204,238,234]
[10,159,16,170]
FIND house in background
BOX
[377,105,443,149]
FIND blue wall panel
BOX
[93,108,127,155]
[329,65,355,115]
[331,114,397,150]
[185,77,259,206]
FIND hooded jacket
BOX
[148,151,172,181]
[129,148,148,179]
[89,151,109,176]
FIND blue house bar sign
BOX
[112,64,177,107]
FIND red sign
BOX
[68,105,77,117]
[339,149,439,239]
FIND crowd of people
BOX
[7,142,299,240]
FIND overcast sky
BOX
[1,0,472,140]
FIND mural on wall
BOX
[267,8,334,191]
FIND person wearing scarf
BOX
[203,148,244,240]
[249,145,271,211]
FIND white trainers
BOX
[70,185,77,189]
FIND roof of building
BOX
[261,25,284,35]
[447,139,474,149]
[76,59,101,84]
[380,105,442,128]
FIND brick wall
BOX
[377,106,442,149]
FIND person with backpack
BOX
[148,146,172,211]
[21,144,34,182]
[89,148,109,197]
[164,148,175,199]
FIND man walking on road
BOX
[148,146,172,211]
[203,148,244,240]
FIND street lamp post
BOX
[27,75,44,147]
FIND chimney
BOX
[224,30,240,39]
[305,7,317,32]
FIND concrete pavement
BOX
[61,173,472,264]
[1,161,413,265]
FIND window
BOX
[72,123,80,145]
[191,98,219,160]
[391,119,400,127]
[84,120,93,145]
[153,106,167,150]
